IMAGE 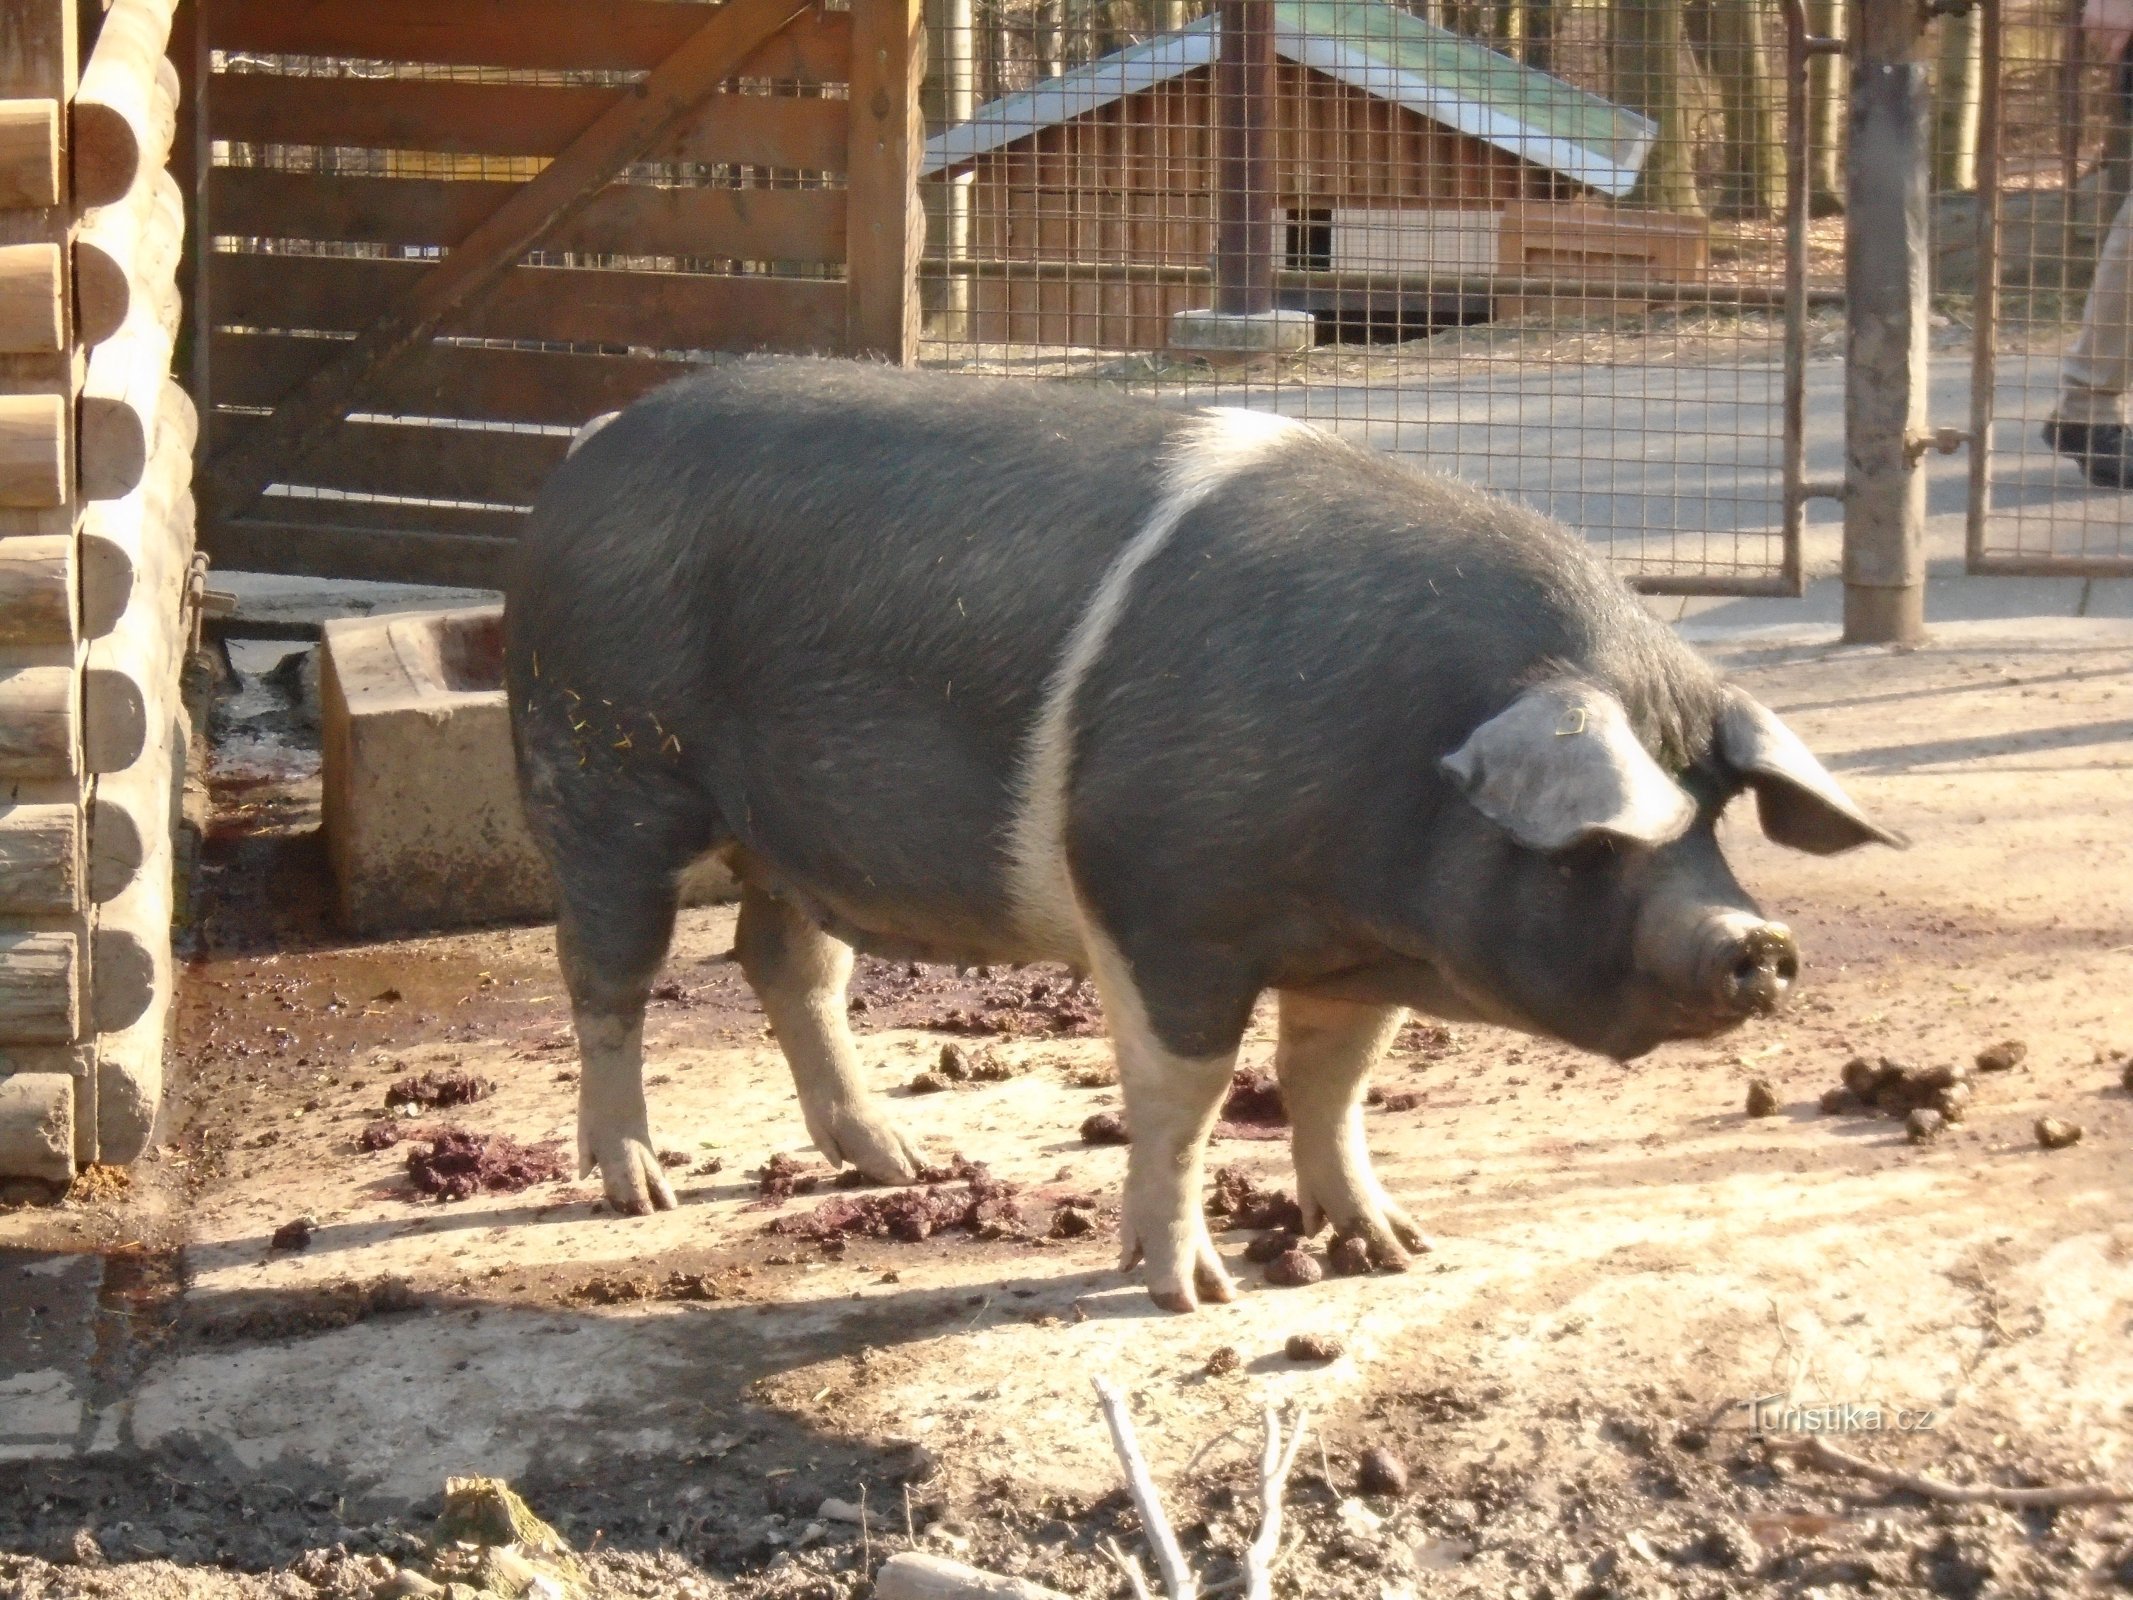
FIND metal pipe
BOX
[1966,0,2001,574]
[1214,0,1275,315]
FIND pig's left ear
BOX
[1715,688,1907,853]
[1441,681,1697,851]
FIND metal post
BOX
[1214,0,1275,315]
[1842,0,1932,644]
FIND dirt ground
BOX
[4,620,2132,1600]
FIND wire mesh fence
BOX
[1966,0,2133,574]
[917,0,1822,593]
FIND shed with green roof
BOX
[923,0,1703,349]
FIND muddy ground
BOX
[3,621,2132,1599]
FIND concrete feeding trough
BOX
[321,605,731,935]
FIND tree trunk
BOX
[1033,0,1063,78]
[1806,0,1845,213]
[1522,0,1555,71]
[1931,4,1982,192]
[1617,0,1704,214]
[1693,0,1784,219]
[921,0,976,338]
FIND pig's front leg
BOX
[1085,936,1239,1312]
[1274,991,1429,1269]
[735,886,928,1184]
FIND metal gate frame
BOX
[1966,0,2133,578]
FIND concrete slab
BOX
[1169,308,1314,353]
[320,606,550,936]
[0,1251,99,1461]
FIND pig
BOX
[503,357,1900,1311]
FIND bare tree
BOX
[1932,4,1983,192]
[1689,0,1785,219]
[1806,0,1845,214]
[1617,0,1705,214]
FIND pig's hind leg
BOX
[549,840,693,1215]
[1274,991,1430,1269]
[734,885,928,1184]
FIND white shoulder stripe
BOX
[1004,408,1313,957]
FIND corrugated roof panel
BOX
[920,0,1655,197]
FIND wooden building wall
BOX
[2,0,195,1183]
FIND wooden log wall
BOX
[199,0,925,587]
[0,0,193,1181]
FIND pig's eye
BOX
[1551,834,1621,876]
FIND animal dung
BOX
[1328,1235,1375,1277]
[767,1157,1022,1244]
[1974,1039,2028,1073]
[383,1069,495,1112]
[1079,1111,1130,1145]
[1357,1446,1410,1497]
[1284,1331,1345,1362]
[405,1128,568,1202]
[2033,1117,2083,1151]
[1821,1056,1973,1123]
[269,1216,315,1251]
[1264,1247,1324,1287]
[1204,1165,1304,1233]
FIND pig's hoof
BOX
[811,1104,928,1185]
[1121,1214,1234,1312]
[583,1138,678,1215]
[1300,1186,1430,1268]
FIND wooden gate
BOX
[192,0,923,587]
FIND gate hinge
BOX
[1802,33,1844,55]
[1906,426,1970,462]
[1922,0,1975,16]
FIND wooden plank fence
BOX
[196,0,926,587]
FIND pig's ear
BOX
[1441,682,1696,852]
[1715,688,1907,854]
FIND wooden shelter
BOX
[923,0,1709,348]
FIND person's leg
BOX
[2049,187,2133,485]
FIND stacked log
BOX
[0,0,190,1181]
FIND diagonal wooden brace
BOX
[206,0,815,516]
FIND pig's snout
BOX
[1697,915,1799,1017]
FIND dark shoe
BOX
[2043,417,2133,488]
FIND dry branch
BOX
[1242,1405,1309,1600]
[1769,1436,2133,1508]
[1094,1376,1198,1600]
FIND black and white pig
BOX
[503,357,1899,1312]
